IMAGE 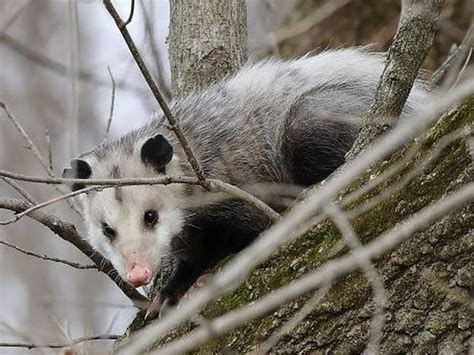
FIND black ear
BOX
[62,159,92,191]
[140,135,173,173]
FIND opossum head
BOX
[63,134,184,288]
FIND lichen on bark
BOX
[157,98,473,353]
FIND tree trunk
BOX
[168,0,247,98]
[158,97,473,354]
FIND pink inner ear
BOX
[126,265,152,287]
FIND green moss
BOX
[154,99,473,352]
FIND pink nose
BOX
[126,265,152,287]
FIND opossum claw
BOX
[145,292,177,321]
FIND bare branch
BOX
[0,334,122,349]
[342,142,421,207]
[0,0,30,33]
[0,186,98,225]
[440,25,474,88]
[67,0,80,157]
[139,0,172,100]
[122,0,135,27]
[0,101,82,216]
[0,198,148,305]
[0,173,279,223]
[44,129,53,171]
[1,177,37,204]
[0,239,97,269]
[450,46,473,90]
[347,125,472,218]
[103,0,207,184]
[346,0,444,159]
[431,25,474,85]
[0,169,199,186]
[0,101,52,175]
[103,65,116,142]
[324,203,386,354]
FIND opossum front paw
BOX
[145,290,179,321]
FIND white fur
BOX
[79,148,184,283]
[76,48,431,286]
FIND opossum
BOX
[63,49,429,318]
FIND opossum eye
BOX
[102,223,116,241]
[144,210,159,228]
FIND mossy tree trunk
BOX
[160,97,473,354]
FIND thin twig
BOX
[0,198,148,305]
[441,25,474,88]
[45,129,53,171]
[0,173,279,222]
[122,0,136,27]
[139,0,172,100]
[103,0,207,184]
[431,44,460,85]
[0,239,97,270]
[0,101,82,216]
[0,334,123,349]
[0,102,52,175]
[324,203,386,354]
[0,170,199,186]
[103,65,116,142]
[450,46,473,90]
[67,0,80,157]
[0,0,31,33]
[1,177,37,205]
[347,125,472,218]
[0,322,50,355]
[0,186,99,225]
[342,142,421,207]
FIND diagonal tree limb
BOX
[0,239,97,270]
[0,172,279,222]
[0,198,148,306]
[0,334,122,349]
[346,0,445,160]
[103,0,207,184]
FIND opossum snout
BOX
[126,264,152,287]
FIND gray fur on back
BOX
[88,48,430,186]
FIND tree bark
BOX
[168,0,247,98]
[159,97,473,354]
[346,0,444,159]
